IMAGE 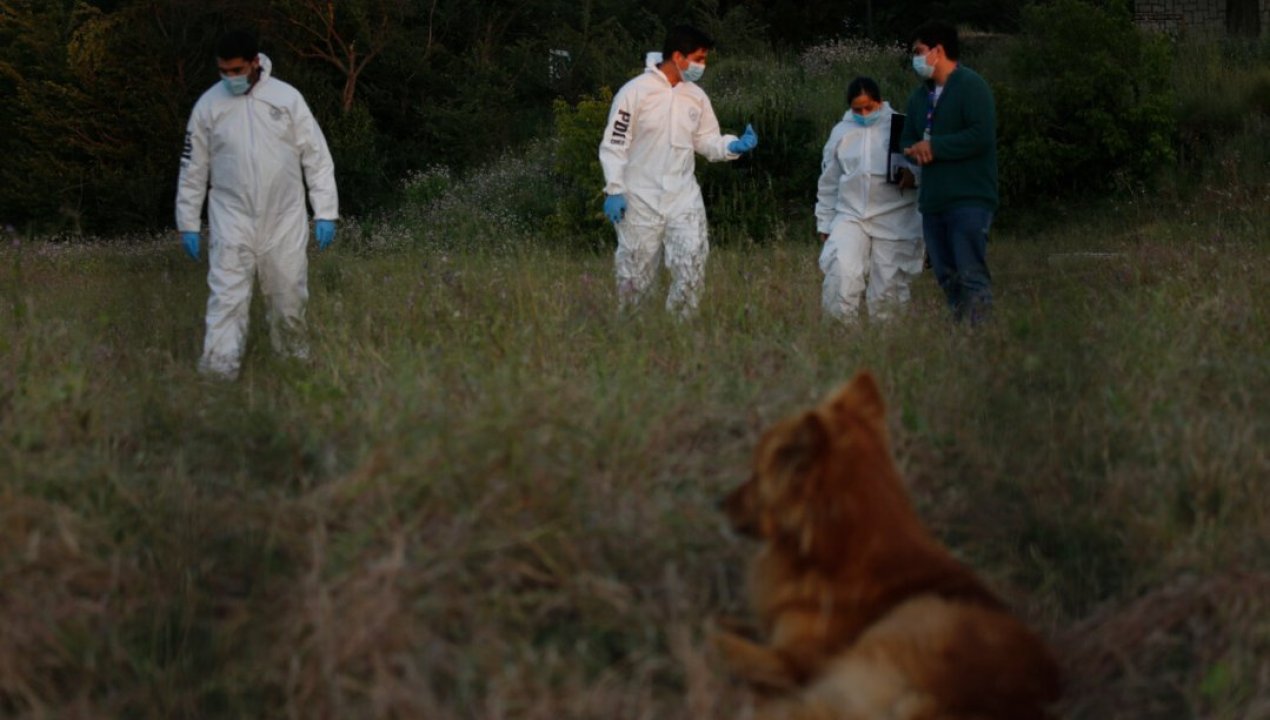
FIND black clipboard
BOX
[886,113,910,184]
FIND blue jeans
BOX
[922,206,994,323]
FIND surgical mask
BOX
[852,111,882,127]
[221,74,251,96]
[681,61,705,83]
[912,52,935,79]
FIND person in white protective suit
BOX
[814,76,924,324]
[175,30,338,379]
[599,24,758,318]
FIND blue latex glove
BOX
[180,231,200,261]
[315,219,336,250]
[603,194,627,225]
[728,124,758,154]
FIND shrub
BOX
[548,89,614,252]
[325,102,392,216]
[994,0,1175,205]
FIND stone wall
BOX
[1135,0,1224,33]
[1134,0,1268,35]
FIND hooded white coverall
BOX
[176,54,338,378]
[599,52,740,317]
[814,103,923,323]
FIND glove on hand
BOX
[728,124,758,154]
[315,220,336,250]
[603,194,627,225]
[180,231,200,261]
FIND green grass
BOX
[2,181,1267,718]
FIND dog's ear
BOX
[765,412,839,560]
[827,370,887,428]
[771,411,830,478]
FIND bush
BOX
[325,102,392,217]
[548,89,614,252]
[994,0,1175,204]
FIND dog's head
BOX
[720,370,898,564]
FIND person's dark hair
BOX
[662,25,715,60]
[912,21,959,61]
[216,30,259,62]
[846,76,882,104]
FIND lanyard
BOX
[924,87,938,140]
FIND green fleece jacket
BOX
[901,65,998,214]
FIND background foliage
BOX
[992,0,1177,205]
[1,0,1227,235]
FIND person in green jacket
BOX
[901,21,997,324]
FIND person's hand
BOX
[904,140,934,165]
[315,219,336,250]
[897,167,917,190]
[604,194,627,224]
[180,231,200,261]
[728,124,758,154]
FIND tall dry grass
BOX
[2,174,1267,718]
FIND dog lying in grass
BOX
[715,371,1061,719]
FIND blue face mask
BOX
[912,52,935,79]
[221,74,251,96]
[681,61,705,83]
[852,111,882,127]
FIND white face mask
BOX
[681,61,705,83]
[912,51,936,79]
[221,74,251,95]
[852,110,882,127]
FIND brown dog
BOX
[715,371,1061,719]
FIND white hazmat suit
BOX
[599,52,741,317]
[176,54,338,378]
[814,103,923,323]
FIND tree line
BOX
[0,0,1185,235]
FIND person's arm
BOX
[175,103,210,234]
[930,74,996,162]
[294,95,339,221]
[814,123,846,235]
[693,94,740,162]
[599,85,637,196]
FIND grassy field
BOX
[2,175,1267,718]
[4,26,1269,720]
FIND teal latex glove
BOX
[728,124,758,154]
[181,231,200,261]
[603,194,626,224]
[315,219,336,250]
